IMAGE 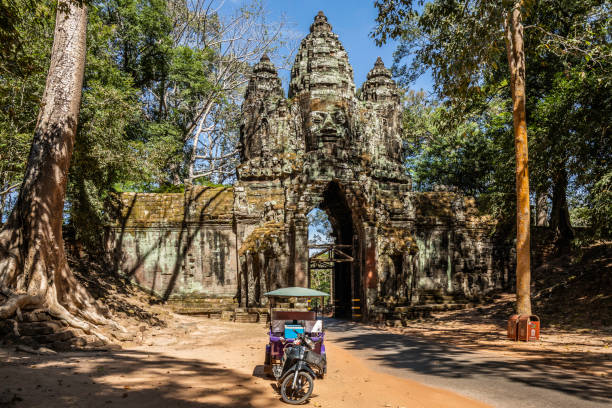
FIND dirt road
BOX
[325,318,612,408]
[0,316,489,408]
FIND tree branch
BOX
[0,183,20,197]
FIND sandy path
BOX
[0,317,489,407]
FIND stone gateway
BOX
[107,12,512,320]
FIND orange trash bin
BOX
[517,315,540,341]
[507,314,519,340]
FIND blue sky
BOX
[262,0,433,93]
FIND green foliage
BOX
[308,208,332,306]
[66,0,242,248]
[375,0,611,239]
[0,0,55,222]
[192,178,228,188]
[97,0,174,91]
[67,2,171,248]
[525,2,611,239]
[588,171,612,237]
[1,0,287,253]
[0,0,42,69]
[310,266,331,304]
[373,0,508,101]
[403,90,515,196]
[69,79,142,245]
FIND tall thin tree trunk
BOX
[0,0,113,338]
[505,1,531,316]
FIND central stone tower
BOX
[234,11,415,318]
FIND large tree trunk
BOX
[0,0,113,339]
[535,189,548,227]
[505,2,532,316]
[550,167,574,251]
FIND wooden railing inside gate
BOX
[308,244,354,316]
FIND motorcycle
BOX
[273,330,326,405]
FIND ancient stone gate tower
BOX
[109,12,510,321]
[236,12,419,317]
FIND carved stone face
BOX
[308,104,349,143]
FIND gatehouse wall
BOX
[107,188,512,310]
[107,188,238,300]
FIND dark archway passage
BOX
[318,181,360,318]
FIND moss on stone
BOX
[238,222,286,256]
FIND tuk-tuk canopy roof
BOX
[263,287,329,298]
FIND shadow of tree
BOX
[325,319,612,405]
[106,186,234,304]
[0,348,275,407]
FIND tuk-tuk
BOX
[263,287,329,379]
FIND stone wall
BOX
[107,187,512,309]
[107,187,237,300]
[373,191,512,307]
[410,193,512,300]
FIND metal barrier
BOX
[351,298,361,320]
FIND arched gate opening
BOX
[307,182,361,318]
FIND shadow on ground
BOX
[0,348,270,408]
[325,319,612,405]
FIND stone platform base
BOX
[166,297,270,324]
[373,290,479,326]
[166,297,238,316]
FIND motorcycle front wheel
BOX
[280,371,314,405]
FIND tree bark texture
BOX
[505,2,532,316]
[535,190,548,226]
[0,1,112,338]
[550,167,574,251]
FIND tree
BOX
[373,0,534,314]
[0,0,36,61]
[375,0,611,312]
[0,0,56,224]
[66,0,169,250]
[308,208,333,245]
[171,0,294,184]
[526,1,611,247]
[505,1,531,316]
[402,90,514,196]
[63,0,295,254]
[308,208,332,308]
[0,0,114,337]
[92,0,294,187]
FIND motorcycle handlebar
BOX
[290,329,315,349]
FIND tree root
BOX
[0,293,40,319]
[47,300,111,344]
[8,319,19,337]
[1,224,126,346]
[0,292,124,345]
[16,344,57,355]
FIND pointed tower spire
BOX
[289,12,355,98]
[244,54,283,101]
[241,53,284,162]
[361,57,398,103]
[310,11,332,33]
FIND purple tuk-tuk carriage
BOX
[263,287,329,379]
